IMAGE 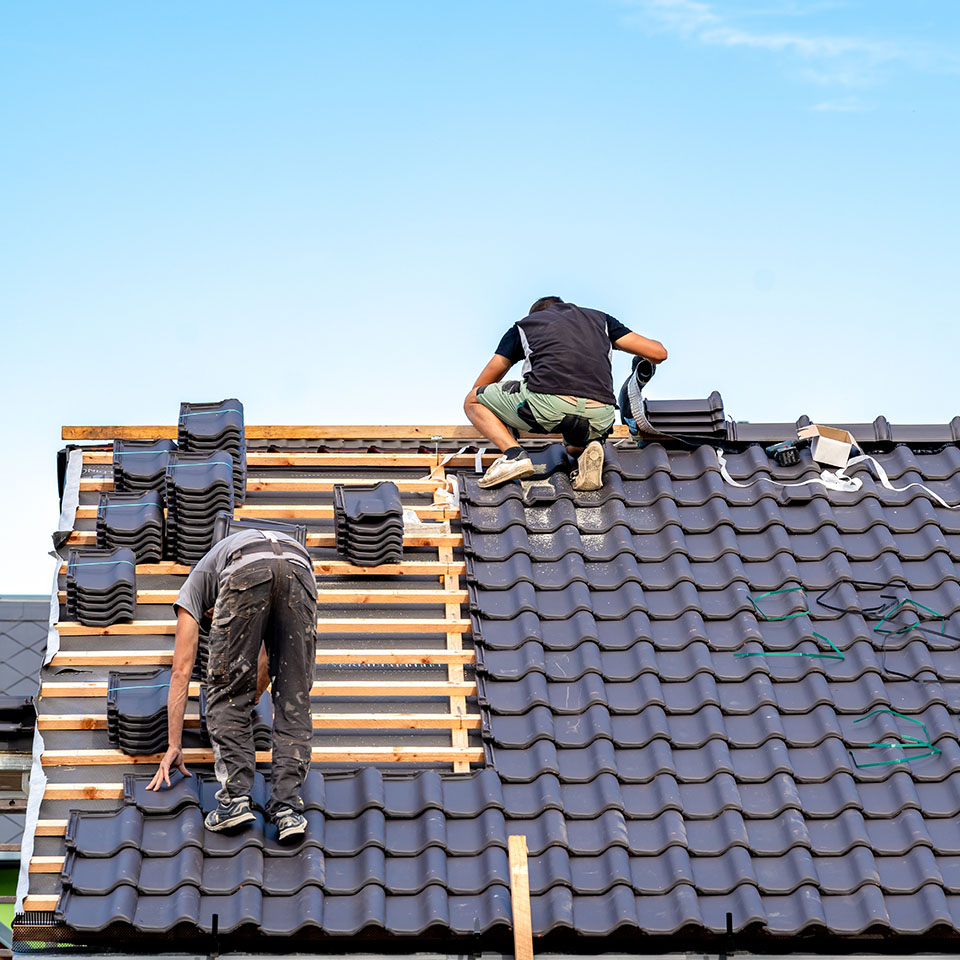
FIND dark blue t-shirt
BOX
[495,302,632,404]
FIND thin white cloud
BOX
[624,0,957,91]
[812,95,868,112]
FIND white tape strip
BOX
[475,447,486,474]
[716,449,861,493]
[716,448,960,507]
[839,454,960,509]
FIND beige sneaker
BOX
[478,453,536,488]
[571,441,605,491]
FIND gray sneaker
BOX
[571,441,605,491]
[478,453,535,488]
[272,806,307,842]
[204,796,256,832]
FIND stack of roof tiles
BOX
[55,769,513,937]
[644,390,726,437]
[107,668,171,756]
[164,453,235,564]
[212,512,307,547]
[65,547,136,626]
[96,491,164,562]
[334,481,403,565]
[178,399,247,506]
[112,439,177,494]
[459,442,960,939]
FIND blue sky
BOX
[1,0,958,593]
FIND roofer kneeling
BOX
[147,529,318,843]
[465,297,668,490]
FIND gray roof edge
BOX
[728,416,960,445]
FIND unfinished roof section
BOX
[16,419,960,953]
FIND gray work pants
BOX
[205,555,317,815]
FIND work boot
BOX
[271,806,307,842]
[571,441,605,491]
[478,451,535,488]
[204,796,256,832]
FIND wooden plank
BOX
[50,648,475,667]
[508,834,534,960]
[38,712,481,731]
[41,679,476,698]
[57,588,469,606]
[29,856,64,873]
[66,423,632,441]
[75,503,457,521]
[35,819,69,836]
[65,530,463,549]
[44,782,123,799]
[54,617,470,636]
[41,745,484,766]
[81,476,443,494]
[23,894,60,911]
[83,451,497,468]
[59,559,466,577]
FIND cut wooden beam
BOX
[54,617,469,636]
[41,679,476,698]
[38,712,481,731]
[75,503,457,521]
[66,530,463,549]
[508,834,534,960]
[35,819,68,836]
[23,894,59,911]
[50,647,475,667]
[29,856,64,873]
[57,587,468,605]
[83,451,496,468]
[41,745,484,766]
[65,423,632,441]
[44,782,123,799]
[81,476,443,494]
[59,559,466,577]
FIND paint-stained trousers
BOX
[206,555,317,816]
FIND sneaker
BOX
[571,441,605,491]
[272,806,307,842]
[478,453,535,488]
[204,796,255,832]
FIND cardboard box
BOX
[797,424,856,469]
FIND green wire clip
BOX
[737,587,844,659]
[735,632,844,660]
[848,709,942,768]
[748,586,808,621]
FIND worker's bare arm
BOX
[469,354,513,392]
[614,332,668,363]
[147,608,199,790]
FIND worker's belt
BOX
[223,539,312,578]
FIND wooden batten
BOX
[41,679,477,698]
[65,423,630,441]
[50,647,475,667]
[53,617,470,636]
[41,745,484,766]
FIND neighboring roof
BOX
[16,419,960,953]
[0,597,47,699]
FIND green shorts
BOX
[476,380,615,447]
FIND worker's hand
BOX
[146,745,191,791]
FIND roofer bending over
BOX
[147,529,318,842]
[464,297,668,490]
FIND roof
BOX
[0,597,46,864]
[16,416,960,953]
[0,597,47,700]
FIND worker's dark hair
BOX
[529,296,563,314]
